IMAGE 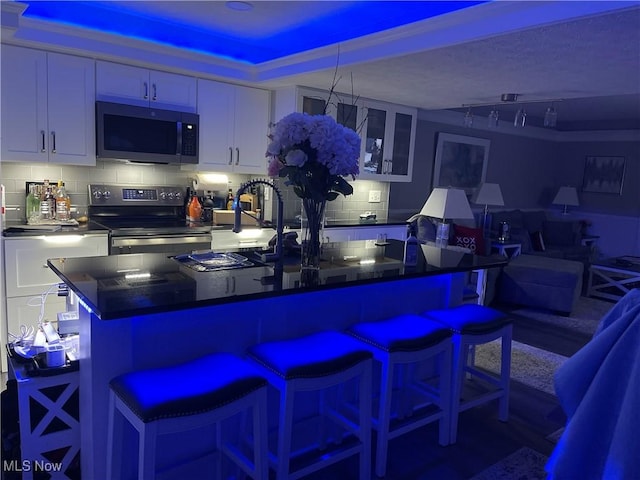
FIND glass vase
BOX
[300,198,326,286]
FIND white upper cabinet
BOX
[359,100,417,182]
[1,45,96,166]
[197,79,270,174]
[273,87,415,182]
[96,61,197,112]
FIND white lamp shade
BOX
[553,186,579,206]
[418,187,475,221]
[473,183,504,207]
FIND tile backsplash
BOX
[0,161,390,223]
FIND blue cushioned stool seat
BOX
[248,330,372,379]
[247,330,373,480]
[107,352,269,480]
[350,313,452,352]
[348,314,453,477]
[423,304,512,444]
[424,303,510,334]
[110,353,267,422]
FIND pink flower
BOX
[267,158,284,177]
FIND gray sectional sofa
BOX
[490,210,593,315]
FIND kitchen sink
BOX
[173,251,267,272]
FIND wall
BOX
[389,118,560,216]
[389,115,640,257]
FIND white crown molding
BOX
[418,109,640,142]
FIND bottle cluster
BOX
[26,179,71,223]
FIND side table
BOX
[491,241,522,259]
[7,355,80,479]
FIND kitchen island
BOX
[47,240,506,479]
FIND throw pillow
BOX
[451,224,485,255]
[531,231,546,251]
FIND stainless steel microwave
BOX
[96,101,199,164]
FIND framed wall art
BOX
[582,156,626,194]
[433,133,489,193]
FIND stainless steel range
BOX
[88,184,213,255]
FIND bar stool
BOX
[348,314,453,477]
[423,304,512,443]
[107,352,269,480]
[247,330,373,480]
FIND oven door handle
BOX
[112,235,210,247]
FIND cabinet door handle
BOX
[231,276,236,292]
[143,82,149,100]
[51,131,56,153]
[40,130,46,152]
[228,147,233,165]
[152,83,157,101]
[235,147,240,165]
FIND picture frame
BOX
[582,156,626,194]
[433,133,489,193]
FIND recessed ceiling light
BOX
[226,1,254,11]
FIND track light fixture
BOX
[462,94,563,129]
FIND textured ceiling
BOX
[7,0,640,131]
[272,7,640,130]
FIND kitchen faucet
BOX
[233,179,283,262]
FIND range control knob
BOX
[159,191,167,200]
[103,190,111,199]
[167,192,175,200]
[92,190,102,199]
[174,191,182,200]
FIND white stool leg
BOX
[499,325,512,421]
[359,360,372,480]
[449,334,465,444]
[375,356,394,478]
[106,391,123,479]
[139,421,157,480]
[253,388,269,480]
[276,385,295,480]
[438,343,452,446]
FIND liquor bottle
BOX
[226,189,234,210]
[26,185,41,223]
[40,179,55,220]
[403,224,418,266]
[55,180,71,221]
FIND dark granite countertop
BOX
[47,240,507,320]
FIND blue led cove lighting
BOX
[20,1,487,64]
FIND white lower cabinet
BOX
[2,234,108,372]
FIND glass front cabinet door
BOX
[360,100,417,182]
[299,87,363,133]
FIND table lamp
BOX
[552,186,579,215]
[417,187,475,247]
[472,183,504,233]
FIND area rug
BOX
[469,447,549,480]
[510,296,613,336]
[474,339,568,395]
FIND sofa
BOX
[489,210,592,315]
[489,210,593,267]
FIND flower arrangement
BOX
[266,112,361,202]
